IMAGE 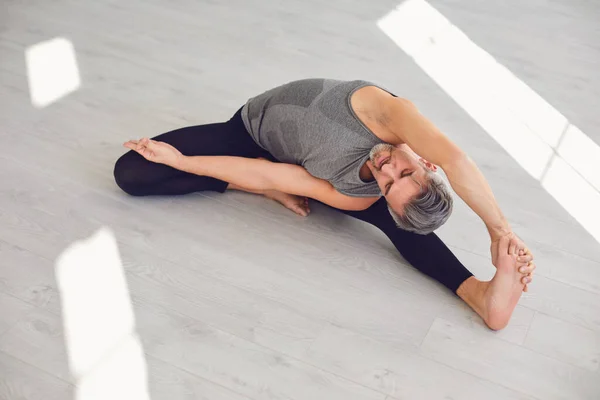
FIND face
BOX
[367,143,438,214]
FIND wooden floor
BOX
[1,1,600,399]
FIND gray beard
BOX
[369,143,395,167]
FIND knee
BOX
[113,154,147,196]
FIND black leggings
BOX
[114,108,473,293]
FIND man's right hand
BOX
[124,138,184,168]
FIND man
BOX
[114,79,536,330]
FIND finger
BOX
[140,139,158,155]
[523,284,529,293]
[517,254,533,264]
[304,198,311,214]
[144,139,156,150]
[521,270,535,285]
[518,262,535,275]
[140,146,154,160]
[125,141,149,157]
[529,262,536,274]
[139,147,150,159]
[294,206,308,217]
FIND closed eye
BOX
[400,169,414,178]
[384,182,392,196]
[385,169,414,195]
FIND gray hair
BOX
[388,171,453,235]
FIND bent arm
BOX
[385,97,510,239]
[176,155,378,211]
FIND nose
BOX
[380,162,395,176]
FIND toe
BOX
[292,206,307,217]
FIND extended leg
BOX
[342,198,473,292]
[340,198,520,330]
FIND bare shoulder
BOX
[351,86,416,129]
[350,86,414,143]
[352,86,415,111]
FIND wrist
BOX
[173,154,188,171]
[488,224,512,242]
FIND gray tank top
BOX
[241,79,389,197]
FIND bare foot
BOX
[264,190,310,217]
[482,236,526,330]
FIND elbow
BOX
[351,203,373,212]
[344,198,377,211]
[440,150,470,172]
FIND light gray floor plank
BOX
[146,355,253,400]
[0,292,36,337]
[523,312,600,372]
[519,275,600,333]
[136,298,388,400]
[420,318,600,400]
[305,323,533,399]
[0,351,72,400]
[124,260,328,360]
[0,240,61,315]
[0,308,71,382]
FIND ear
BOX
[419,158,438,172]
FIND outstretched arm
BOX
[124,138,378,211]
[373,93,532,267]
[383,97,510,241]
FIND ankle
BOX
[456,277,490,323]
[458,278,513,331]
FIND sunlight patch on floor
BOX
[55,228,150,400]
[25,37,81,108]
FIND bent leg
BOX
[114,108,268,196]
[114,136,229,196]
